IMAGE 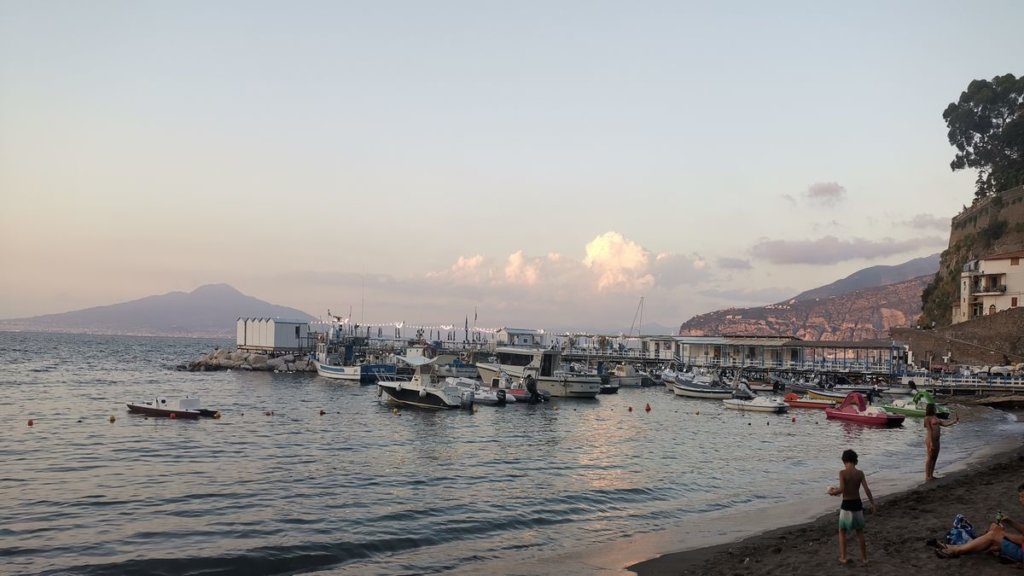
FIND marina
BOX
[3,330,1024,575]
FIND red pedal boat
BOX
[825,392,904,427]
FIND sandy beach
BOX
[629,443,1024,576]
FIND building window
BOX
[1014,297,1019,308]
[1012,257,1019,266]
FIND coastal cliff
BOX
[680,275,931,340]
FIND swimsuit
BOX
[838,499,865,532]
[1002,538,1023,562]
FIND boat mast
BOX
[629,296,644,337]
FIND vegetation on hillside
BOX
[943,73,1024,198]
[919,74,1024,328]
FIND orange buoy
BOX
[27,419,33,427]
[645,403,651,413]
[169,413,177,419]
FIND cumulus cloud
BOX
[803,182,846,207]
[582,231,654,291]
[750,235,946,265]
[717,257,752,270]
[427,254,485,283]
[651,252,710,287]
[900,213,949,231]
[504,251,540,285]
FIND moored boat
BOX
[881,390,951,419]
[608,363,643,388]
[825,392,904,427]
[126,396,221,419]
[377,356,475,410]
[722,396,788,413]
[476,346,600,399]
[447,376,513,406]
[783,392,836,410]
[672,380,733,399]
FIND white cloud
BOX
[582,231,654,291]
[504,251,540,285]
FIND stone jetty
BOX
[184,348,316,372]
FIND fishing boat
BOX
[126,396,221,419]
[881,390,951,419]
[377,356,475,410]
[782,392,836,410]
[312,327,396,383]
[476,346,601,399]
[825,392,905,427]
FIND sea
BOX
[2,331,1022,576]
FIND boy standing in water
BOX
[924,403,959,481]
[827,449,876,564]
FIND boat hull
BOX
[825,409,905,427]
[722,399,788,413]
[377,382,473,410]
[315,360,396,383]
[672,383,733,399]
[881,405,951,419]
[126,404,206,419]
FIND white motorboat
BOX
[672,381,733,399]
[476,346,601,399]
[608,363,643,388]
[377,356,474,410]
[722,396,789,413]
[447,377,514,406]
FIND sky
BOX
[1,1,1022,333]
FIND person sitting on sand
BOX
[936,482,1024,567]
[827,449,876,564]
[925,403,959,481]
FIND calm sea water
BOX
[2,331,1021,576]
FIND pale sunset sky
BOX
[1,1,1022,332]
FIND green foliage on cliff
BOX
[943,73,1024,198]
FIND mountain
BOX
[678,253,943,340]
[0,284,316,338]
[792,253,940,302]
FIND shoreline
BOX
[628,441,1024,576]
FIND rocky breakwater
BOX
[183,348,316,372]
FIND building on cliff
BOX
[952,250,1024,324]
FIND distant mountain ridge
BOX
[679,254,942,340]
[0,284,315,338]
[792,254,940,302]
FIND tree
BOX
[943,73,1024,198]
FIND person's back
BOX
[828,449,876,564]
[839,467,865,502]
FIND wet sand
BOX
[628,444,1024,576]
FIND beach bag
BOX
[945,514,976,545]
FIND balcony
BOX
[973,284,1008,295]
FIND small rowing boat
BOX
[126,396,221,419]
